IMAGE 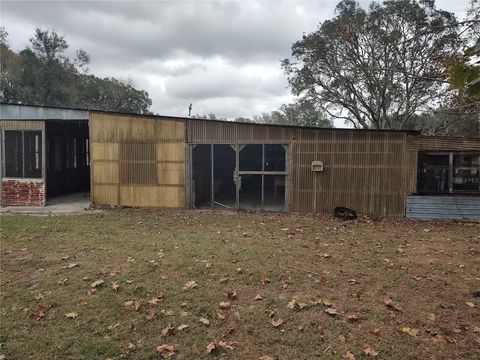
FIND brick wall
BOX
[1,179,45,206]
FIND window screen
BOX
[120,142,157,184]
[5,131,23,177]
[4,130,42,178]
[453,155,480,191]
[418,154,449,193]
[23,131,42,178]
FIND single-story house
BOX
[1,102,479,219]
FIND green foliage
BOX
[254,101,333,127]
[282,0,461,130]
[0,27,152,114]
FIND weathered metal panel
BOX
[407,135,480,151]
[90,112,186,208]
[187,119,410,216]
[406,195,480,220]
[0,103,89,120]
[0,120,45,130]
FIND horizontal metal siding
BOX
[0,104,89,120]
[406,195,480,219]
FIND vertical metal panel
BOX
[186,120,412,216]
[90,112,186,208]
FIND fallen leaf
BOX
[158,309,173,317]
[287,299,298,310]
[466,302,475,308]
[78,298,87,306]
[383,298,402,312]
[255,294,263,301]
[265,309,276,318]
[146,309,156,320]
[218,341,234,350]
[177,324,189,331]
[226,290,237,300]
[258,356,274,360]
[217,313,226,320]
[472,326,480,333]
[346,314,359,322]
[427,313,436,322]
[161,323,175,337]
[90,279,104,288]
[363,343,379,357]
[219,301,231,309]
[261,277,271,285]
[183,281,198,290]
[33,304,49,320]
[271,318,283,327]
[156,344,175,358]
[200,317,210,326]
[32,292,44,301]
[344,352,356,360]
[111,282,121,291]
[148,294,164,305]
[206,342,217,354]
[325,307,338,316]
[400,327,419,337]
[61,263,78,270]
[64,312,79,319]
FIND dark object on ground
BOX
[334,207,357,220]
[472,291,480,298]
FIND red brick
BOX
[2,179,45,206]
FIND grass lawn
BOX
[1,209,479,359]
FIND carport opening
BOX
[46,120,90,203]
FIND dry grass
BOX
[1,209,479,360]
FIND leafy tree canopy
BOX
[0,27,152,114]
[282,0,464,131]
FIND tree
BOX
[282,0,461,130]
[255,101,332,127]
[0,27,152,114]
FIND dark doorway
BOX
[45,121,90,200]
[192,144,212,208]
[213,144,236,209]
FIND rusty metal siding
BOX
[90,112,186,208]
[187,119,410,216]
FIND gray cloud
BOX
[0,0,468,123]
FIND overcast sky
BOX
[1,0,469,125]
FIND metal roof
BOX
[0,103,89,121]
[0,102,422,134]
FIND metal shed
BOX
[2,103,479,219]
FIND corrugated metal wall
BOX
[406,195,480,220]
[187,120,410,216]
[90,112,186,208]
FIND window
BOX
[418,152,480,193]
[4,130,43,178]
[453,154,480,191]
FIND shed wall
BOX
[187,120,409,216]
[90,113,186,208]
[406,135,480,194]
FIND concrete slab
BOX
[0,192,101,214]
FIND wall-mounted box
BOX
[311,160,324,172]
